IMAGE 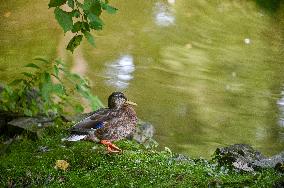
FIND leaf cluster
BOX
[0,57,103,116]
[49,0,117,52]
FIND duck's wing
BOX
[70,108,113,133]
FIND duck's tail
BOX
[61,135,87,142]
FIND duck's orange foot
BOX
[100,140,122,153]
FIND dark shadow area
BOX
[255,0,283,12]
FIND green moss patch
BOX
[0,125,282,187]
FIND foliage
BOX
[0,57,103,116]
[0,125,282,187]
[49,0,117,52]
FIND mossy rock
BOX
[214,144,284,172]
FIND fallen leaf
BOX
[55,160,69,171]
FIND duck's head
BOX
[108,92,137,109]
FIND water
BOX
[1,0,284,157]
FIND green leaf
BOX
[59,67,66,72]
[102,3,117,14]
[53,84,65,95]
[75,84,81,92]
[75,1,83,8]
[22,72,34,78]
[54,7,73,33]
[25,63,40,69]
[72,21,90,33]
[72,21,83,33]
[72,9,81,18]
[40,72,52,99]
[66,35,83,52]
[89,22,103,30]
[82,0,92,10]
[54,60,61,65]
[30,105,39,115]
[82,22,90,32]
[88,14,103,30]
[31,99,37,106]
[89,1,102,16]
[71,73,82,80]
[1,106,8,111]
[9,79,23,86]
[53,65,59,77]
[22,80,30,86]
[83,31,95,47]
[41,82,52,101]
[48,0,67,8]
[75,104,84,113]
[3,87,13,96]
[55,59,63,65]
[67,0,74,8]
[43,72,52,83]
[34,57,50,64]
[24,109,33,116]
[88,95,104,110]
[82,0,102,16]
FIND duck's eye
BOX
[115,93,122,97]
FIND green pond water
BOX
[1,0,284,157]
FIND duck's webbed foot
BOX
[100,140,122,153]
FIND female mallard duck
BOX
[64,92,138,153]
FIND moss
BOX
[0,125,282,187]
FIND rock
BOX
[0,117,6,132]
[133,121,155,143]
[5,116,54,139]
[214,144,284,171]
[273,177,284,188]
[0,111,26,137]
[253,151,284,169]
[232,160,254,172]
[171,154,191,162]
[37,146,50,153]
[275,162,284,173]
[214,144,265,166]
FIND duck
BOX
[63,92,138,153]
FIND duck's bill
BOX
[126,100,137,106]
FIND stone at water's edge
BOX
[215,144,284,172]
[0,111,51,139]
[0,111,23,131]
[6,116,54,139]
[133,121,154,144]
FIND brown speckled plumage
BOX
[70,92,137,142]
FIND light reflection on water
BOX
[105,55,135,90]
[154,2,175,27]
[278,90,284,129]
[278,90,284,142]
